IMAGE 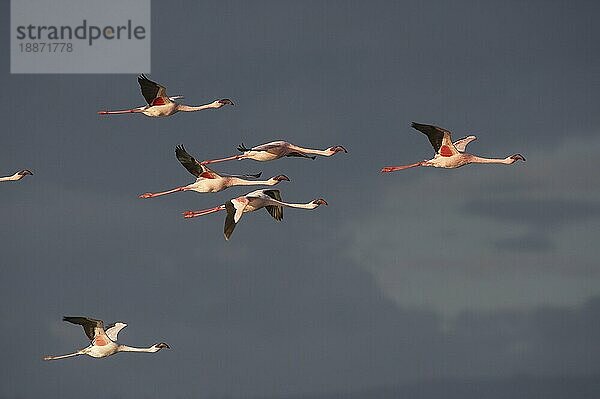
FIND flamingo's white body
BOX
[139,145,289,199]
[200,141,347,165]
[381,122,525,172]
[98,75,233,118]
[0,169,32,182]
[43,316,169,361]
[183,189,328,240]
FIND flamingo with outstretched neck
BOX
[98,74,233,117]
[200,141,347,165]
[43,316,169,361]
[381,122,525,172]
[183,189,328,240]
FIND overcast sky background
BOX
[1,1,599,398]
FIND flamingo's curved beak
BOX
[274,175,290,182]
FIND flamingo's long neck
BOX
[228,177,279,186]
[0,174,17,182]
[177,103,218,112]
[117,345,159,353]
[290,146,333,157]
[468,155,514,165]
[0,172,26,182]
[271,200,319,210]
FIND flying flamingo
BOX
[43,316,170,361]
[0,169,32,182]
[98,74,234,117]
[139,145,290,198]
[200,141,347,165]
[183,189,328,240]
[381,122,525,172]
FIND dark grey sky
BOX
[1,1,599,398]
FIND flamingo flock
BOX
[2,74,526,362]
[139,145,290,198]
[140,138,341,237]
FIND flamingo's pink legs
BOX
[139,187,186,199]
[200,155,242,165]
[380,162,423,173]
[43,351,82,361]
[183,205,225,219]
[98,108,143,115]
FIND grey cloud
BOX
[465,199,600,229]
[258,375,600,399]
[494,233,555,252]
[464,198,600,252]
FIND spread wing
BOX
[224,201,240,240]
[224,198,249,240]
[63,316,105,341]
[224,201,236,239]
[411,122,458,156]
[263,190,284,221]
[138,74,171,105]
[175,146,260,179]
[104,323,127,341]
[453,135,477,152]
[175,145,212,178]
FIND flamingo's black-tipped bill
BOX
[274,175,290,181]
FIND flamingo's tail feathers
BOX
[237,143,251,152]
